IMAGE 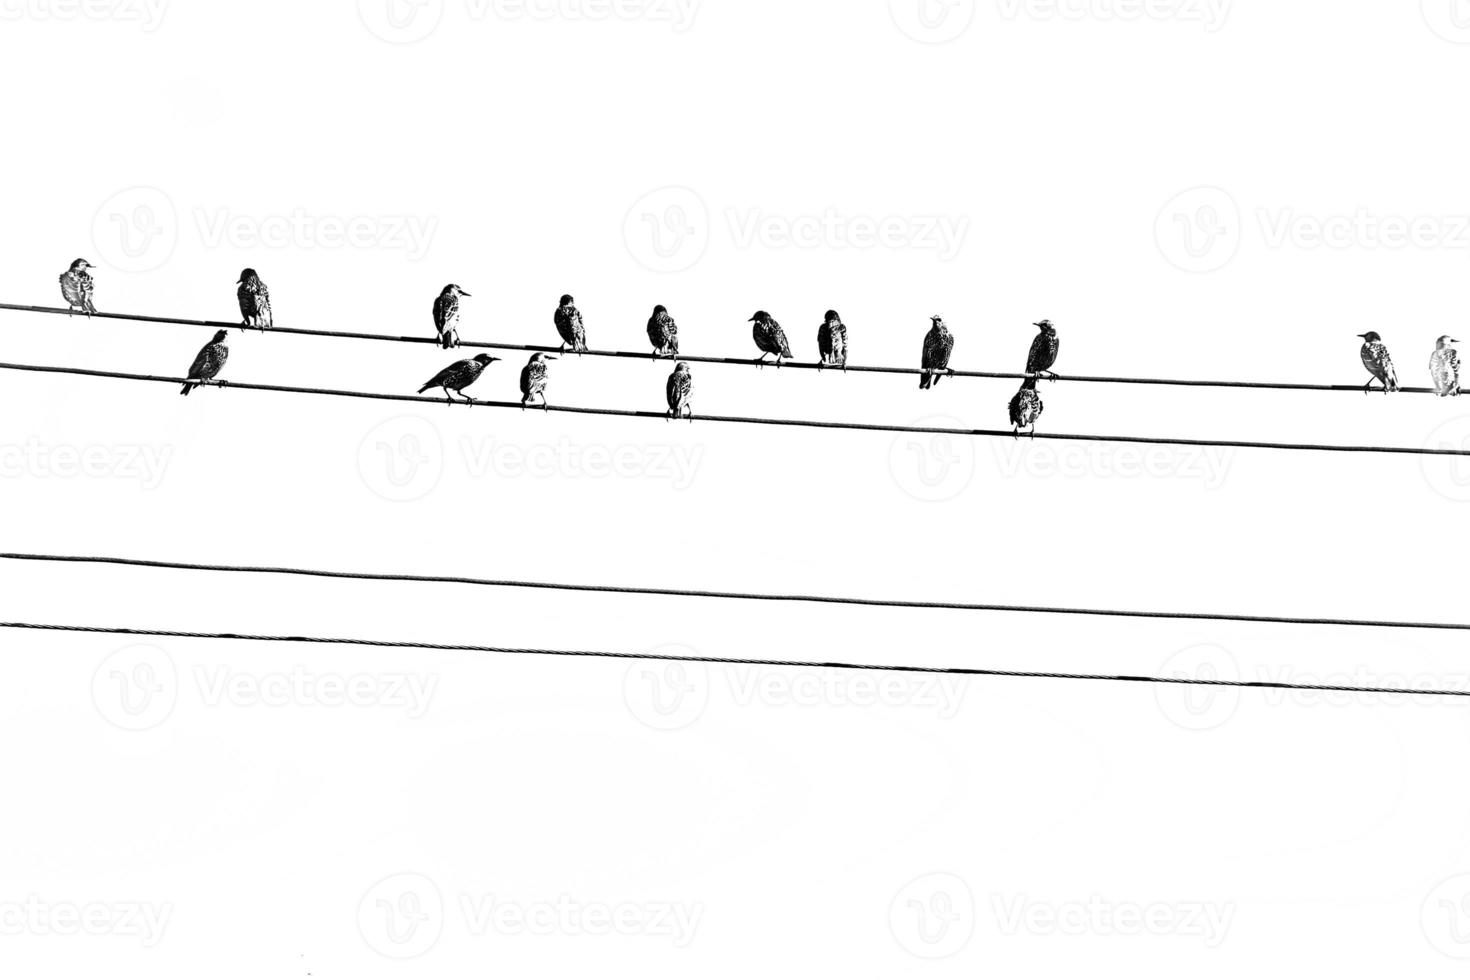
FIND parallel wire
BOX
[0,359,1461,457]
[1,301,1456,395]
[4,620,1467,698]
[6,551,1470,632]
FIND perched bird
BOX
[433,284,471,349]
[1430,335,1461,397]
[920,315,954,389]
[1025,319,1059,379]
[554,294,587,353]
[418,353,498,404]
[236,268,272,331]
[647,304,679,357]
[180,330,229,396]
[750,310,792,365]
[817,310,848,369]
[667,361,693,420]
[58,258,97,315]
[1008,378,1043,438]
[1358,331,1399,394]
[519,352,556,408]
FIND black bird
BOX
[180,330,229,396]
[920,315,954,389]
[433,284,471,349]
[1009,378,1042,438]
[236,268,272,331]
[520,352,556,408]
[1358,331,1399,394]
[667,361,693,420]
[1025,319,1059,379]
[817,310,848,369]
[554,294,587,353]
[750,311,792,366]
[647,304,679,357]
[418,353,498,404]
[58,258,96,315]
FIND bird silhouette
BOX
[418,353,498,404]
[554,294,587,353]
[433,284,471,349]
[58,258,96,316]
[180,330,229,396]
[817,310,848,369]
[750,311,792,366]
[1358,332,1399,394]
[236,268,272,331]
[1430,335,1461,397]
[1009,377,1043,438]
[920,315,954,389]
[1025,319,1059,379]
[667,361,693,420]
[520,352,556,409]
[647,304,679,357]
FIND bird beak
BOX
[546,355,558,360]
[1356,333,1369,339]
[748,316,757,322]
[460,290,472,297]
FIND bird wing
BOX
[817,322,832,358]
[186,343,213,379]
[520,363,533,396]
[433,294,453,331]
[773,323,792,356]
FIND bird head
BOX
[824,309,841,322]
[749,311,770,323]
[472,353,498,366]
[559,294,574,306]
[931,314,945,327]
[445,284,471,298]
[70,258,92,272]
[531,352,557,363]
[653,304,668,316]
[1033,319,1055,333]
[237,268,258,284]
[1437,335,1460,348]
[675,361,690,373]
[211,329,229,343]
[1358,331,1382,343]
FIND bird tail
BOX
[919,371,931,390]
[180,382,194,396]
[417,382,432,394]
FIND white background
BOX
[2,0,1470,975]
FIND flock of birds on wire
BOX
[57,259,1464,436]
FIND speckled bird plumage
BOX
[433,284,470,349]
[520,352,555,408]
[817,310,848,368]
[180,330,229,396]
[920,316,954,389]
[647,305,679,357]
[1358,332,1399,393]
[59,258,96,315]
[667,361,693,420]
[750,310,792,364]
[1430,336,1461,397]
[236,268,272,330]
[418,353,497,403]
[1009,378,1042,437]
[554,294,587,352]
[1025,319,1059,377]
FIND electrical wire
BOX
[6,551,1470,632]
[0,359,1461,457]
[2,301,1456,395]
